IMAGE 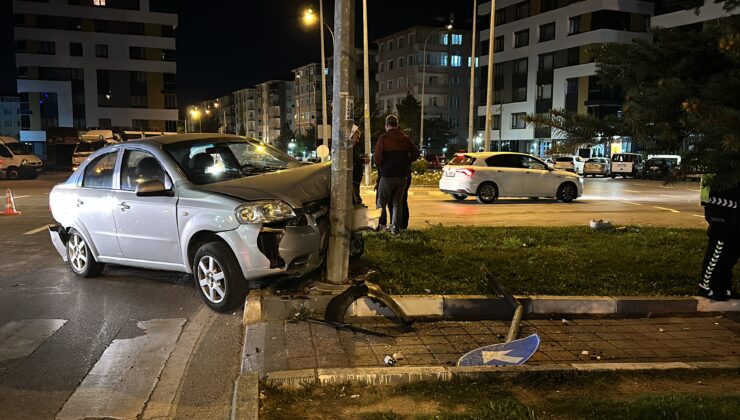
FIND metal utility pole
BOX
[362,0,372,186]
[326,0,355,285]
[467,0,477,153]
[483,0,496,152]
[319,0,330,163]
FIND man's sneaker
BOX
[697,287,729,301]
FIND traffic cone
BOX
[1,189,21,216]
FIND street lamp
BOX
[420,23,453,151]
[190,108,201,132]
[303,5,333,162]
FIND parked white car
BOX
[49,134,367,312]
[583,157,611,177]
[72,130,121,171]
[0,136,43,179]
[439,152,583,203]
[611,153,644,178]
[553,156,585,174]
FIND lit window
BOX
[451,55,462,67]
[442,34,449,45]
[93,0,106,5]
[452,34,463,45]
[440,53,448,67]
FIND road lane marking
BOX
[659,194,681,198]
[654,206,680,213]
[57,318,185,420]
[621,201,643,206]
[623,190,641,193]
[0,319,67,362]
[693,214,704,218]
[23,224,55,235]
[11,195,31,199]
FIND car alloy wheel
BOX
[476,183,497,204]
[68,233,88,273]
[6,166,19,180]
[196,255,226,304]
[558,183,577,203]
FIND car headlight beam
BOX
[235,201,296,224]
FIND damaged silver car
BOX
[49,134,364,311]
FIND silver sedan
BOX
[49,134,352,311]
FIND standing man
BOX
[351,125,369,206]
[698,174,740,301]
[374,115,420,234]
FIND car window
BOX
[120,149,171,191]
[75,141,108,154]
[5,142,32,155]
[486,154,516,168]
[448,155,476,166]
[555,157,573,162]
[0,145,11,158]
[522,156,546,170]
[82,151,118,189]
[613,154,639,162]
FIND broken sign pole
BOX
[326,0,355,285]
[482,266,523,343]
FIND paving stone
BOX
[624,348,659,358]
[395,336,423,346]
[632,340,666,349]
[607,340,650,350]
[317,354,350,368]
[420,335,450,345]
[595,332,631,341]
[287,357,317,370]
[402,353,438,365]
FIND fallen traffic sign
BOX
[457,334,540,367]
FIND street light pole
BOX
[319,0,330,163]
[420,25,452,151]
[484,0,497,152]
[362,0,372,185]
[467,0,478,153]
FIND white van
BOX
[72,130,120,171]
[610,153,644,178]
[0,136,44,179]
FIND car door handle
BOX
[76,199,84,207]
[118,202,130,211]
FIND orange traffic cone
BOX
[1,189,21,216]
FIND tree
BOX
[424,118,453,154]
[395,94,421,142]
[524,109,625,155]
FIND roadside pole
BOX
[467,0,477,153]
[362,0,372,186]
[483,0,496,152]
[326,0,355,285]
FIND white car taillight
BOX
[456,168,475,176]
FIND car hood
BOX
[197,162,330,207]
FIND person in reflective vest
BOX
[698,174,740,301]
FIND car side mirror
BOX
[135,180,174,197]
[547,163,554,170]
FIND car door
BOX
[76,150,123,258]
[485,155,524,196]
[112,148,181,265]
[520,156,553,197]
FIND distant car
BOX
[439,152,583,203]
[0,136,43,179]
[583,157,611,177]
[49,134,370,312]
[424,155,444,170]
[553,156,585,174]
[642,158,676,179]
[611,153,644,178]
[72,130,121,171]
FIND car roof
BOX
[127,133,247,146]
[455,152,537,158]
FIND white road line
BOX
[654,206,680,213]
[621,201,643,206]
[0,319,67,362]
[57,318,185,420]
[23,224,54,235]
[688,189,700,192]
[659,194,681,198]
[11,195,31,199]
[623,190,641,193]
[693,214,704,218]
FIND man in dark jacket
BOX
[374,115,420,234]
[698,175,740,301]
[351,125,368,206]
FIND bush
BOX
[411,158,427,175]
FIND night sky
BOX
[0,0,474,105]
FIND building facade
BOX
[375,26,475,149]
[0,96,21,139]
[12,0,179,133]
[292,63,323,137]
[233,87,258,138]
[477,0,652,156]
[255,80,294,144]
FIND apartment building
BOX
[233,87,258,138]
[477,0,652,156]
[255,80,294,144]
[292,63,323,136]
[375,26,475,148]
[12,0,178,132]
[651,0,737,28]
[0,96,21,139]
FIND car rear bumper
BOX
[439,177,475,195]
[48,225,69,262]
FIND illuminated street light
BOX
[302,4,333,163]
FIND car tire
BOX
[451,194,466,201]
[557,182,578,203]
[193,241,247,312]
[476,182,498,204]
[66,228,105,278]
[6,166,19,180]
[610,174,616,179]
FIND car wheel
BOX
[476,182,498,204]
[557,182,577,203]
[610,174,616,179]
[451,194,466,201]
[194,241,247,312]
[67,228,105,278]
[350,233,365,259]
[6,166,19,180]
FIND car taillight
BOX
[456,168,475,176]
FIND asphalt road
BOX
[0,172,707,419]
[361,177,706,228]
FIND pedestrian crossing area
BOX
[0,314,203,420]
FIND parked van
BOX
[72,130,120,171]
[610,153,644,178]
[0,136,44,179]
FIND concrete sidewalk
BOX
[258,315,740,373]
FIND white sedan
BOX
[439,152,583,203]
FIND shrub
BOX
[411,158,427,175]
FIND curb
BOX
[258,294,740,321]
[264,362,740,389]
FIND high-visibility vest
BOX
[700,174,713,205]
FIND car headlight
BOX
[235,200,296,224]
[21,159,28,166]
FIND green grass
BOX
[355,226,739,296]
[261,370,740,420]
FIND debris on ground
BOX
[384,355,397,366]
[392,352,405,361]
[581,350,589,356]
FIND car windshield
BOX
[556,157,573,162]
[165,138,301,185]
[74,141,108,153]
[586,158,604,163]
[448,155,476,166]
[5,142,32,155]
